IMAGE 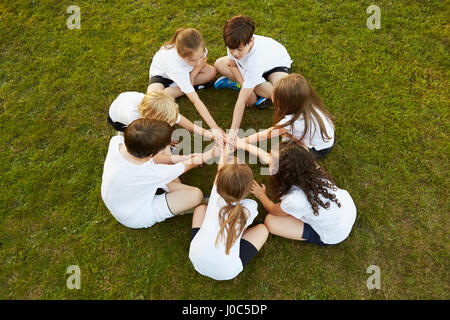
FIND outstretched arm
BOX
[230,87,254,131]
[235,137,271,164]
[185,91,225,146]
[177,115,214,141]
[245,127,287,145]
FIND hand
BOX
[251,180,267,199]
[211,128,226,148]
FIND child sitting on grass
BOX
[147,27,225,146]
[214,14,292,131]
[250,140,357,246]
[245,73,335,160]
[107,90,216,162]
[101,118,219,229]
[189,143,268,280]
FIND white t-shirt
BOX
[150,46,203,94]
[108,91,181,126]
[280,184,357,244]
[101,136,185,228]
[278,108,335,150]
[189,185,259,280]
[227,34,292,89]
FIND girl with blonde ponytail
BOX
[189,143,268,280]
[147,27,225,147]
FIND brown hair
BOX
[223,15,255,49]
[270,140,341,216]
[164,28,204,58]
[273,73,335,143]
[138,91,179,126]
[124,118,172,158]
[215,162,254,255]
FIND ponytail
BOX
[163,28,204,58]
[215,202,248,255]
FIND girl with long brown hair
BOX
[189,143,268,280]
[245,73,335,159]
[147,27,225,146]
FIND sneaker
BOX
[255,97,272,109]
[214,76,240,90]
[194,81,214,91]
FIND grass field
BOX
[1,0,449,299]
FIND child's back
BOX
[189,184,258,280]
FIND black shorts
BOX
[262,66,291,82]
[191,228,258,267]
[149,75,174,88]
[107,114,128,132]
[309,145,333,160]
[302,223,330,246]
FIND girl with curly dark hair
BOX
[242,139,356,246]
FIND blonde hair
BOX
[215,163,254,255]
[164,28,204,58]
[137,91,179,126]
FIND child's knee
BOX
[257,223,270,238]
[205,64,216,80]
[190,187,203,205]
[264,214,274,232]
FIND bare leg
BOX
[147,83,164,94]
[214,56,237,81]
[264,214,305,240]
[241,223,269,250]
[254,81,273,99]
[164,86,184,99]
[192,204,207,228]
[165,183,203,215]
[268,71,290,87]
[215,56,258,107]
[192,64,216,85]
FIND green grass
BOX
[1,0,449,299]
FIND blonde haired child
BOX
[108,90,216,163]
[147,28,225,146]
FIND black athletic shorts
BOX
[107,114,128,132]
[262,66,291,81]
[309,145,333,160]
[302,223,330,246]
[149,75,174,88]
[191,228,258,267]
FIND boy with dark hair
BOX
[101,118,219,229]
[214,15,292,130]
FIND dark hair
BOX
[124,118,172,158]
[223,15,255,49]
[270,140,341,215]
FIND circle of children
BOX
[102,15,357,281]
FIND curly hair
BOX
[270,140,341,215]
